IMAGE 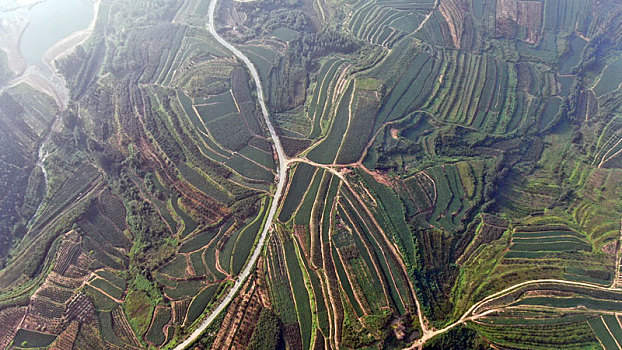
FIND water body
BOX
[1,0,93,69]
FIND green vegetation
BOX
[186,284,221,325]
[124,290,154,337]
[283,238,312,349]
[247,308,281,350]
[278,163,316,222]
[11,329,56,348]
[165,279,205,300]
[232,198,269,274]
[145,307,172,346]
[589,317,618,350]
[91,278,124,299]
[2,0,622,348]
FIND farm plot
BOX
[371,50,436,133]
[413,10,453,47]
[458,214,508,264]
[508,227,592,255]
[206,112,253,152]
[514,296,622,311]
[230,67,263,136]
[217,202,266,275]
[563,266,611,286]
[603,314,622,345]
[539,96,562,129]
[90,277,124,300]
[164,279,205,300]
[237,145,275,170]
[424,163,480,232]
[594,57,622,97]
[176,90,232,160]
[98,189,127,229]
[171,194,198,238]
[332,244,364,317]
[240,43,280,84]
[12,329,57,348]
[158,256,188,280]
[294,168,325,225]
[32,163,101,230]
[589,316,619,350]
[307,80,354,164]
[283,238,313,350]
[308,57,346,139]
[354,169,418,267]
[592,116,622,168]
[231,198,269,274]
[346,0,434,47]
[185,283,221,325]
[273,109,311,139]
[470,283,622,348]
[494,171,561,217]
[98,310,123,345]
[190,250,207,277]
[496,222,608,286]
[427,52,518,133]
[559,36,587,74]
[145,307,171,346]
[179,229,218,253]
[278,163,317,223]
[79,212,129,271]
[84,285,118,311]
[398,171,435,218]
[225,154,275,183]
[333,208,390,315]
[265,233,299,340]
[543,0,591,35]
[338,185,414,315]
[95,270,126,291]
[204,243,227,281]
[335,79,382,164]
[89,209,128,247]
[194,91,238,123]
[472,317,598,349]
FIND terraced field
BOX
[1,0,622,348]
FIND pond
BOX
[1,0,94,69]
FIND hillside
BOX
[0,0,622,349]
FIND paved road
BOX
[173,0,288,349]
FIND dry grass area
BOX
[496,0,542,43]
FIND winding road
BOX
[173,0,288,348]
[405,278,622,349]
[173,1,622,349]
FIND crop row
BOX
[278,163,317,223]
[283,238,313,349]
[592,115,622,168]
[335,206,390,315]
[145,307,172,346]
[33,163,101,230]
[265,233,298,325]
[307,80,354,164]
[472,318,598,349]
[373,50,436,133]
[231,198,269,274]
[185,283,221,325]
[308,58,346,139]
[335,81,382,164]
[338,187,411,315]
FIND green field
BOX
[2,0,622,348]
